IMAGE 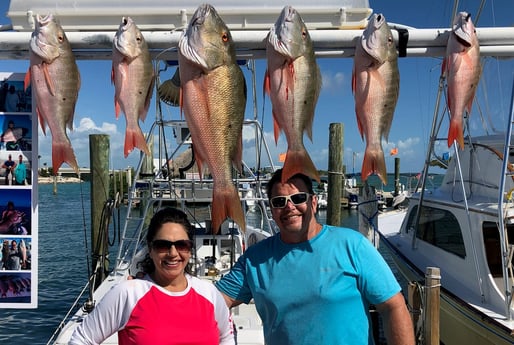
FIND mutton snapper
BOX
[264,5,321,183]
[112,16,154,157]
[178,4,246,233]
[352,13,399,185]
[442,12,481,149]
[25,14,80,174]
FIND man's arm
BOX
[220,291,243,308]
[376,292,415,345]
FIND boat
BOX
[377,69,514,343]
[49,115,278,343]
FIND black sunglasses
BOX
[270,192,311,209]
[151,239,193,253]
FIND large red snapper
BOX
[442,12,481,149]
[25,14,80,174]
[352,13,399,185]
[178,4,246,233]
[112,16,154,157]
[264,5,321,184]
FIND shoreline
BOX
[37,177,83,184]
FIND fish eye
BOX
[222,32,229,42]
[57,34,64,43]
[302,29,307,39]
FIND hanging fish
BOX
[442,11,481,149]
[178,4,246,233]
[352,13,400,185]
[264,5,321,183]
[112,16,154,157]
[25,14,80,174]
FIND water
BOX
[0,183,392,343]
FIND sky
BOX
[0,0,513,175]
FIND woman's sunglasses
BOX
[151,239,193,253]
[270,192,311,209]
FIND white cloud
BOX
[321,71,346,93]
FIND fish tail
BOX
[282,149,320,184]
[362,147,387,185]
[52,139,79,175]
[124,127,150,158]
[447,118,464,149]
[211,184,246,234]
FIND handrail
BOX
[497,77,514,319]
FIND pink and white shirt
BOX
[70,274,234,345]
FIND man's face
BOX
[269,177,317,243]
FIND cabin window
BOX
[406,205,466,258]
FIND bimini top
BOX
[7,0,372,32]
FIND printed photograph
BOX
[1,237,31,271]
[0,73,32,113]
[0,272,31,303]
[0,189,31,235]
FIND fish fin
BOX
[24,69,31,90]
[263,69,270,95]
[52,139,79,175]
[36,107,47,135]
[351,68,356,94]
[448,118,464,149]
[211,184,245,234]
[282,149,320,183]
[362,147,387,185]
[114,98,121,119]
[42,62,56,97]
[124,126,150,158]
[272,112,281,144]
[441,57,447,77]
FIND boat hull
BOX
[379,228,514,345]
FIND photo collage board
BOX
[0,72,37,308]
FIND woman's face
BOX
[149,222,192,284]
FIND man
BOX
[14,154,27,185]
[2,154,16,185]
[216,169,414,345]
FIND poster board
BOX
[0,72,37,308]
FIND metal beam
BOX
[0,27,513,60]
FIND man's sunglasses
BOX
[151,239,194,253]
[270,192,311,209]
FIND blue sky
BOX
[0,0,513,174]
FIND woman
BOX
[70,207,234,344]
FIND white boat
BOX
[377,72,514,342]
[49,115,278,344]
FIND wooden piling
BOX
[425,267,441,345]
[327,123,343,226]
[394,157,400,196]
[408,282,422,334]
[90,134,110,290]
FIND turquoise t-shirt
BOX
[216,225,401,345]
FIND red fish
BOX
[178,4,246,233]
[442,12,481,149]
[112,17,154,157]
[352,13,399,185]
[264,6,321,183]
[25,14,80,174]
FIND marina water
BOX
[0,179,408,343]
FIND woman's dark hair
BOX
[138,207,194,275]
[266,168,314,198]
